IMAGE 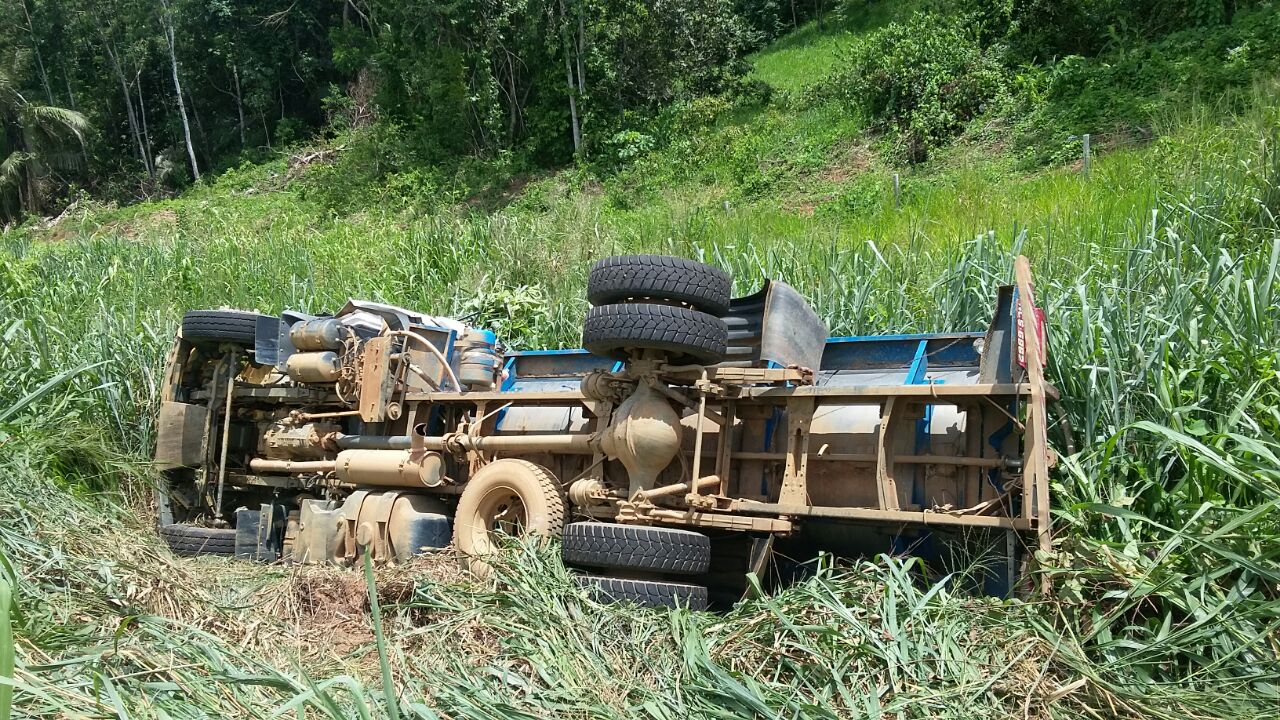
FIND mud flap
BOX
[235,504,288,561]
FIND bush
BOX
[298,123,461,215]
[1009,6,1280,163]
[817,172,891,217]
[813,13,1009,162]
[960,0,1270,61]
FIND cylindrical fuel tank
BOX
[334,449,446,488]
[286,351,340,383]
[357,493,451,562]
[289,318,345,351]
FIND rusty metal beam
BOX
[726,501,1034,530]
[682,449,1005,468]
[405,390,586,404]
[630,507,793,533]
[405,383,1039,406]
[1014,256,1054,591]
[875,396,901,510]
[778,397,815,507]
[420,433,595,454]
[735,382,1034,400]
[714,400,737,496]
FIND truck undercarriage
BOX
[154,255,1054,608]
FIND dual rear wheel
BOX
[576,255,727,605]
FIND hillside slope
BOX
[3,5,1280,718]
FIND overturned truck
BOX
[154,255,1055,608]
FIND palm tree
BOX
[1,68,89,222]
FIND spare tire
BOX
[160,523,237,557]
[582,303,727,365]
[574,574,709,610]
[562,522,711,575]
[588,255,732,316]
[181,309,268,346]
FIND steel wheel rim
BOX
[470,485,527,553]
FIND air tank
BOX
[457,329,502,390]
[286,351,341,383]
[289,318,345,351]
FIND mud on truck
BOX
[154,254,1055,608]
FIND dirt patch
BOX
[465,173,536,212]
[90,208,179,242]
[794,201,819,217]
[289,569,376,663]
[272,552,483,673]
[818,141,874,183]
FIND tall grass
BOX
[1,78,1279,718]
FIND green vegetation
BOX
[4,86,1280,715]
[3,0,1280,717]
[0,68,88,218]
[1,0,797,222]
[4,0,1277,223]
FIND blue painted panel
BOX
[508,348,594,356]
[502,351,613,382]
[497,333,982,376]
[906,341,929,511]
[825,331,984,344]
[822,333,983,371]
[499,357,517,391]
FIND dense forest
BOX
[2,0,1273,223]
[0,0,807,221]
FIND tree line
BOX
[4,0,1252,224]
[1,0,825,222]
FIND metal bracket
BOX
[778,396,815,507]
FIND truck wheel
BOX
[582,303,727,365]
[454,459,566,578]
[562,523,711,575]
[588,255,732,316]
[574,574,709,610]
[181,309,268,346]
[159,524,237,557]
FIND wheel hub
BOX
[473,487,528,549]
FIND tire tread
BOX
[181,309,265,345]
[588,255,731,315]
[159,523,237,557]
[562,523,710,575]
[582,303,727,364]
[574,574,708,610]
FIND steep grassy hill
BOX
[2,3,1280,718]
